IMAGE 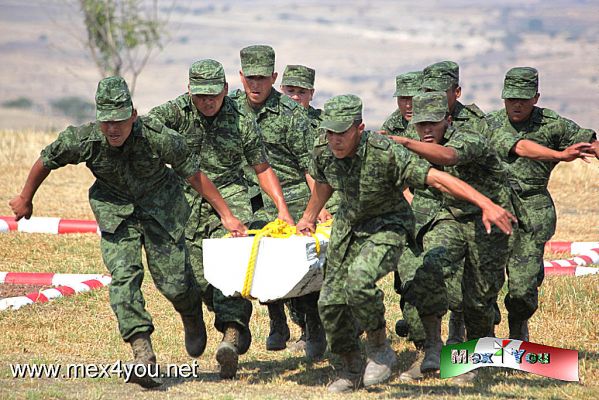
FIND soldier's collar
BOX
[263,88,280,113]
[451,101,465,120]
[356,130,369,158]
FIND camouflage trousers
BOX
[503,227,545,321]
[405,217,509,340]
[395,246,463,345]
[319,227,406,354]
[186,197,253,334]
[101,210,201,342]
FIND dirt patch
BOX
[0,284,48,299]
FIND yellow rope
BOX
[237,219,332,299]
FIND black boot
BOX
[266,301,290,351]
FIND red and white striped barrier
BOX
[544,266,599,277]
[0,272,108,286]
[0,216,99,235]
[543,248,599,268]
[543,247,599,277]
[545,241,599,254]
[0,275,111,311]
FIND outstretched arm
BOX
[425,168,517,235]
[186,172,247,237]
[253,162,294,225]
[9,158,51,220]
[296,181,334,235]
[512,140,594,162]
[390,136,459,166]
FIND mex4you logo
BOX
[440,337,579,381]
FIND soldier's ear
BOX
[309,89,315,101]
[271,72,278,84]
[533,93,540,104]
[455,86,462,99]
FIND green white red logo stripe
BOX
[440,337,578,381]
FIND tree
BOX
[78,0,166,96]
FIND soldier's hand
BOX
[277,211,295,226]
[9,195,33,221]
[388,135,409,146]
[221,215,248,237]
[296,217,316,236]
[559,142,594,163]
[481,203,518,235]
[591,140,599,160]
[317,208,332,223]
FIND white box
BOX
[203,232,329,302]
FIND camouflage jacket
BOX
[40,117,196,240]
[230,88,313,201]
[381,109,409,136]
[485,106,595,235]
[435,125,513,220]
[310,130,430,241]
[147,94,266,200]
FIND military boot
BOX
[363,327,398,387]
[395,319,409,337]
[327,350,364,393]
[446,311,465,345]
[216,324,241,379]
[288,329,307,353]
[180,312,207,358]
[508,316,529,341]
[127,332,162,388]
[399,351,425,381]
[266,301,290,351]
[305,311,327,360]
[451,370,478,384]
[421,315,443,373]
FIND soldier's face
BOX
[189,84,228,117]
[281,85,313,109]
[327,122,364,159]
[240,72,277,107]
[99,110,137,147]
[415,118,449,144]
[397,96,414,120]
[505,94,539,123]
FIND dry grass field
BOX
[0,129,597,399]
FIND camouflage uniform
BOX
[404,92,513,340]
[311,95,431,355]
[41,77,201,342]
[485,67,596,332]
[147,60,269,335]
[232,46,315,350]
[414,61,492,339]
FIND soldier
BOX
[397,92,518,384]
[147,59,293,378]
[9,77,247,388]
[485,67,596,342]
[279,64,335,358]
[381,71,422,136]
[230,45,317,352]
[296,94,515,392]
[419,60,490,344]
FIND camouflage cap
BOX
[394,71,423,97]
[189,59,226,95]
[502,67,538,99]
[240,45,275,77]
[411,92,449,124]
[319,94,362,133]
[95,76,133,122]
[422,61,459,91]
[281,64,315,89]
